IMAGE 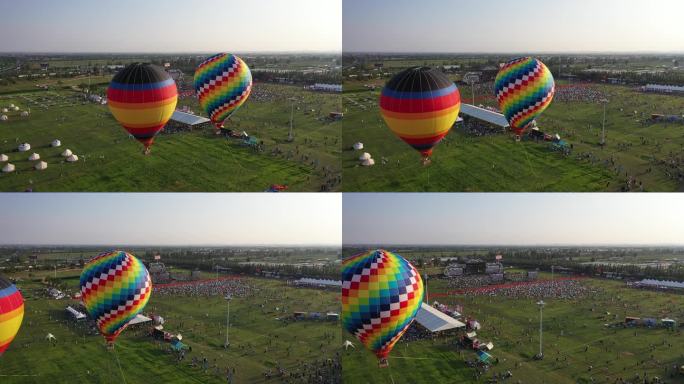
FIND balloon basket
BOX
[143,147,151,156]
[421,157,432,166]
[514,135,521,142]
[378,358,389,368]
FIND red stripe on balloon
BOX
[107,84,178,103]
[0,291,24,312]
[379,91,460,114]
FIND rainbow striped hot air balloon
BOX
[380,67,461,164]
[107,63,178,154]
[80,251,152,345]
[194,53,252,130]
[0,275,24,356]
[494,57,555,139]
[342,249,424,367]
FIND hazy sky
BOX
[344,0,684,53]
[343,194,684,246]
[0,0,341,53]
[0,194,341,246]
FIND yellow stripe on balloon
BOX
[109,98,177,127]
[0,308,23,341]
[381,108,460,137]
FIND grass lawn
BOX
[0,82,340,191]
[342,79,684,191]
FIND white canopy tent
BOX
[0,115,7,121]
[28,153,40,161]
[18,143,31,152]
[0,154,8,162]
[51,139,62,147]
[361,158,375,166]
[35,161,48,170]
[353,142,364,150]
[2,163,15,173]
[66,154,79,162]
[359,152,371,161]
[61,149,73,157]
[20,111,29,117]
[414,303,466,332]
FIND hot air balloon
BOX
[380,67,461,164]
[494,57,555,140]
[80,251,152,345]
[342,249,424,367]
[107,63,178,154]
[194,53,252,131]
[0,275,24,356]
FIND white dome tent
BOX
[2,163,15,173]
[18,143,30,152]
[28,153,40,161]
[8,104,15,108]
[361,158,375,166]
[20,111,29,117]
[0,115,7,121]
[353,142,364,150]
[12,106,19,112]
[61,149,73,157]
[0,154,8,162]
[1,108,7,113]
[66,154,79,162]
[51,139,62,147]
[35,161,48,170]
[359,152,371,161]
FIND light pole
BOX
[536,300,545,359]
[600,99,609,146]
[224,294,232,348]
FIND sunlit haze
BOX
[0,0,342,53]
[343,193,684,246]
[343,0,684,53]
[0,193,342,246]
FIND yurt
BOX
[353,142,364,150]
[34,161,48,171]
[18,143,30,152]
[61,149,73,157]
[28,153,40,161]
[359,152,371,161]
[2,163,15,173]
[0,115,7,121]
[51,139,61,147]
[361,158,375,166]
[0,154,7,162]
[20,111,29,117]
[66,154,79,162]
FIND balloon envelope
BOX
[107,63,178,150]
[194,53,252,129]
[494,57,555,135]
[342,249,424,360]
[80,251,152,344]
[0,275,24,356]
[380,67,461,160]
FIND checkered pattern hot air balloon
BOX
[107,63,178,154]
[342,249,424,366]
[194,53,252,130]
[380,67,461,163]
[79,251,152,345]
[494,57,555,138]
[0,275,24,356]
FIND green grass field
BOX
[342,277,684,383]
[0,82,340,191]
[342,79,684,191]
[0,275,340,384]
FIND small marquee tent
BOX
[61,149,73,157]
[28,153,40,161]
[0,154,8,162]
[2,163,15,173]
[51,139,61,147]
[66,154,79,162]
[18,143,30,152]
[35,161,48,170]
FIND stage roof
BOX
[415,303,466,332]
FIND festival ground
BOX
[342,275,684,383]
[0,273,341,384]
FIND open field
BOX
[0,81,340,191]
[342,276,684,383]
[0,274,341,384]
[342,77,684,192]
